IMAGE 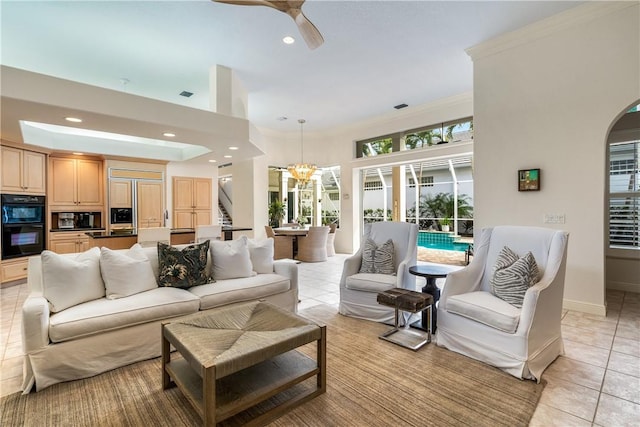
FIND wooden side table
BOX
[377,288,433,351]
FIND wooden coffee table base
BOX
[161,301,326,426]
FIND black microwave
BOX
[111,208,132,224]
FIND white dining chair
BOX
[195,225,223,243]
[137,227,171,248]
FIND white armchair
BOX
[339,221,418,323]
[436,226,569,382]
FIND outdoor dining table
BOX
[273,227,309,236]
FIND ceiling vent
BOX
[394,103,408,110]
[180,91,194,98]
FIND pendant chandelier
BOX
[287,119,317,186]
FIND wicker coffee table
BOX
[162,300,326,426]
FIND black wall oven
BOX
[1,194,46,260]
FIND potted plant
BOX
[268,200,286,227]
[441,217,451,232]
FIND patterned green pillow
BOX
[157,241,211,288]
[490,246,539,308]
[360,238,395,275]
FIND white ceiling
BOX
[1,0,584,136]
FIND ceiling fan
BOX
[212,0,324,50]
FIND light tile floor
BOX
[1,253,638,426]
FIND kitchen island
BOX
[85,227,253,250]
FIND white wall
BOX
[469,2,640,314]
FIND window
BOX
[408,176,434,188]
[609,141,639,248]
[356,117,473,158]
[364,181,383,191]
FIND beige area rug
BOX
[1,305,543,427]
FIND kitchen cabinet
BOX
[172,177,212,229]
[137,181,164,229]
[1,257,30,283]
[49,231,90,254]
[1,146,46,195]
[49,157,104,210]
[109,180,132,208]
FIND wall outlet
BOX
[544,214,566,224]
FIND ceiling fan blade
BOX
[294,10,324,50]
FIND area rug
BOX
[1,305,544,426]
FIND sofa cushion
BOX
[359,238,395,275]
[190,273,290,310]
[158,241,210,288]
[345,273,397,293]
[41,247,104,313]
[210,236,254,280]
[100,244,157,299]
[446,291,521,333]
[48,287,200,343]
[491,246,539,308]
[248,238,274,274]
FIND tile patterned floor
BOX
[1,252,638,426]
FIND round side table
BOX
[409,265,451,333]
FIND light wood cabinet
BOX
[1,146,46,195]
[1,258,30,283]
[49,232,90,254]
[172,177,212,229]
[109,180,132,208]
[137,181,164,229]
[49,157,104,210]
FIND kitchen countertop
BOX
[51,228,106,233]
[85,226,253,239]
[85,228,194,239]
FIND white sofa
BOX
[21,240,298,392]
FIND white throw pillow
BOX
[41,247,104,313]
[248,238,274,274]
[210,235,254,280]
[100,244,158,299]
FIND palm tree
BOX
[417,192,474,229]
[405,129,442,148]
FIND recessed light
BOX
[228,146,239,150]
[224,155,232,159]
[65,117,82,123]
[283,36,295,45]
[163,132,175,137]
[276,116,288,121]
[73,152,84,155]
[208,159,217,163]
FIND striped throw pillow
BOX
[360,238,396,275]
[490,246,539,308]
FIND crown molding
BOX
[466,1,637,61]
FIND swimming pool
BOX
[417,231,469,252]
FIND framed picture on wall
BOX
[518,168,540,191]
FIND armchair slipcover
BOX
[339,221,418,323]
[436,226,569,382]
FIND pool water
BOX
[417,231,469,252]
